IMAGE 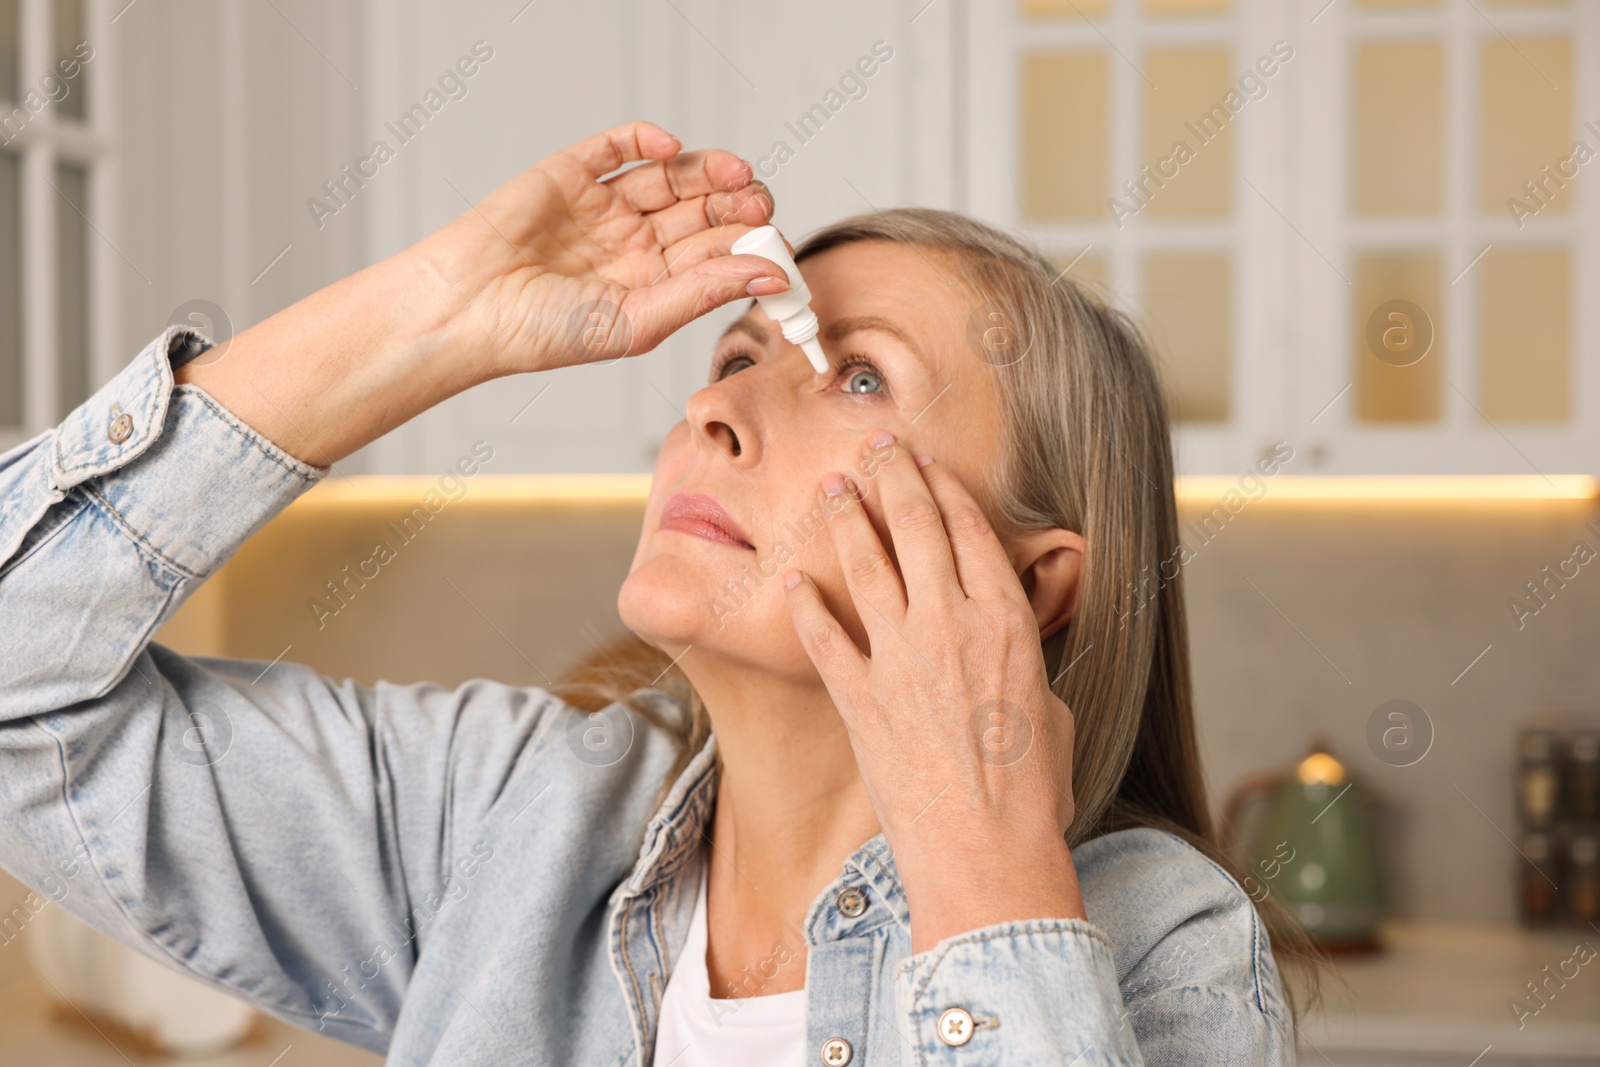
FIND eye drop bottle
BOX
[730,225,829,373]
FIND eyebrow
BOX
[823,315,924,360]
[717,312,925,362]
[718,317,769,346]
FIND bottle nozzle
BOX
[799,338,828,374]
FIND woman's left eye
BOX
[840,358,885,395]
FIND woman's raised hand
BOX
[424,120,786,375]
[176,122,785,466]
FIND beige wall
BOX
[164,482,649,690]
[1183,496,1600,925]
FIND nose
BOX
[684,377,758,464]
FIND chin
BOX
[617,553,814,677]
[617,555,717,651]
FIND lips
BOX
[658,492,755,550]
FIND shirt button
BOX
[834,887,867,918]
[938,1007,975,1047]
[819,1036,853,1065]
[107,405,133,444]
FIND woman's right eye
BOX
[711,352,754,381]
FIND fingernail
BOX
[747,276,789,296]
[822,472,847,498]
[915,454,933,468]
[784,569,802,589]
[868,430,895,449]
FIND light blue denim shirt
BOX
[0,329,1294,1066]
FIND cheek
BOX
[617,425,879,667]
[757,490,873,652]
[627,426,695,575]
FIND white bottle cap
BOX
[730,225,830,374]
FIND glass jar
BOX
[1518,731,1561,827]
[1568,732,1600,822]
[1520,833,1559,926]
[1568,835,1600,925]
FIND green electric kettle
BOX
[1224,741,1387,952]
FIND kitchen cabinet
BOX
[9,0,1594,476]
[966,0,1600,477]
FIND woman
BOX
[0,121,1300,1065]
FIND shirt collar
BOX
[616,721,912,942]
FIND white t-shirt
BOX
[651,854,807,1067]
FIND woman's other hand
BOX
[426,120,785,375]
[781,432,1088,954]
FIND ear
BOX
[1010,528,1086,641]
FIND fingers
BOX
[615,255,789,354]
[782,569,869,693]
[915,455,1026,603]
[651,217,778,281]
[645,180,774,251]
[857,432,962,610]
[563,120,695,180]
[702,180,775,229]
[590,127,769,249]
[606,147,759,212]
[820,470,908,638]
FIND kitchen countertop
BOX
[1298,922,1600,1064]
[0,979,379,1066]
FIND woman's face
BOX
[619,240,1010,680]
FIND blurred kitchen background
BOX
[3,0,1600,1063]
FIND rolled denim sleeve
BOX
[892,892,1293,1066]
[0,327,325,710]
[894,919,1141,1066]
[0,329,571,1054]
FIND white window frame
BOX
[0,0,115,452]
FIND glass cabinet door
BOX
[968,0,1595,476]
[0,0,99,448]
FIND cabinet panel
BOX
[1478,37,1572,217]
[1479,247,1570,422]
[1143,0,1232,14]
[1144,251,1232,423]
[1354,251,1442,424]
[1021,0,1110,16]
[1352,41,1444,217]
[1022,50,1109,221]
[1143,46,1232,220]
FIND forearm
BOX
[173,236,478,467]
